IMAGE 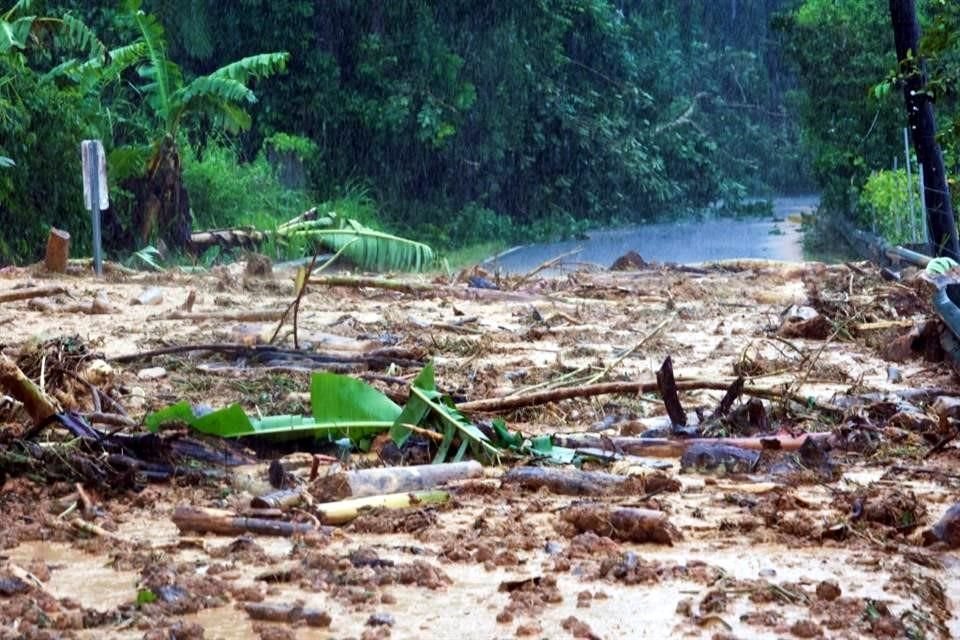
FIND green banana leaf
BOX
[145,371,401,441]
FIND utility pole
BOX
[889,0,959,259]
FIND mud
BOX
[0,257,959,639]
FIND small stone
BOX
[515,622,541,636]
[137,367,167,380]
[131,287,163,305]
[790,619,821,638]
[304,609,332,628]
[815,580,841,601]
[367,612,395,627]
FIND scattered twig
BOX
[583,316,672,385]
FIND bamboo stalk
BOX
[314,490,449,525]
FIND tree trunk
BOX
[889,0,960,259]
[129,136,193,252]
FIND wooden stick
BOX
[172,505,314,537]
[656,355,686,426]
[513,247,582,287]
[0,285,68,303]
[583,317,672,385]
[155,309,287,322]
[307,275,551,303]
[459,378,843,415]
[502,466,638,496]
[553,432,832,458]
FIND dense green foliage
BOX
[3,1,814,265]
[779,0,960,238]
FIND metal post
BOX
[81,140,108,277]
[919,162,930,247]
[904,128,915,244]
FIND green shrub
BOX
[858,169,925,245]
[182,141,314,231]
[0,58,91,265]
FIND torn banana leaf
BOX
[145,372,401,441]
[390,362,501,464]
[492,418,577,464]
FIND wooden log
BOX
[242,600,332,627]
[552,433,832,458]
[172,505,313,537]
[0,285,68,304]
[44,228,70,273]
[314,490,449,525]
[501,466,638,496]
[0,353,58,429]
[250,488,304,510]
[310,461,483,502]
[561,504,682,544]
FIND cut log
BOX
[553,433,832,458]
[44,228,70,273]
[314,490,449,525]
[250,488,305,510]
[172,505,313,537]
[561,504,682,544]
[310,461,483,502]
[501,466,638,496]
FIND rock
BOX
[131,287,163,305]
[244,253,273,278]
[815,580,841,601]
[680,442,760,474]
[610,250,647,271]
[367,612,395,627]
[926,503,960,547]
[137,367,167,380]
[778,305,829,339]
[83,359,114,385]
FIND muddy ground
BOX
[0,256,959,639]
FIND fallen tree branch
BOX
[0,285,68,304]
[109,342,424,369]
[154,309,287,322]
[0,354,59,429]
[459,378,843,415]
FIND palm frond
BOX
[59,13,105,60]
[210,52,289,82]
[133,9,178,131]
[177,75,256,107]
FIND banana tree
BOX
[102,1,289,250]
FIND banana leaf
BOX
[389,362,500,464]
[145,372,401,441]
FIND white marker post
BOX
[81,140,108,276]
